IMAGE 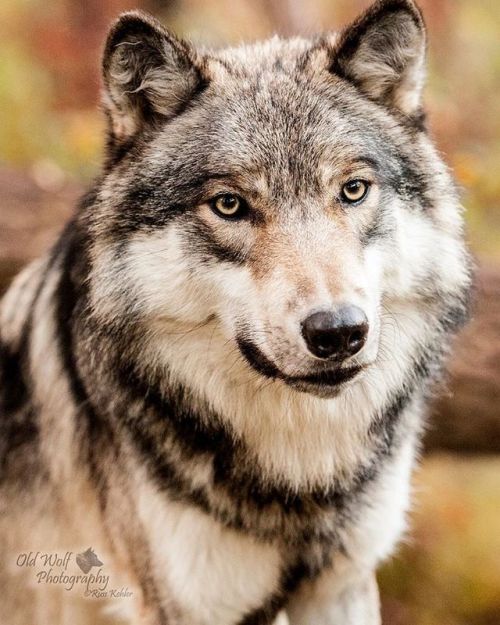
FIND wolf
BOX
[0,1,471,623]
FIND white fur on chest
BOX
[138,482,282,625]
[340,432,417,570]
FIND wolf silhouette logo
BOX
[75,548,103,574]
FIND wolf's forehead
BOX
[155,38,401,198]
[210,35,315,74]
[204,80,371,193]
[203,44,370,162]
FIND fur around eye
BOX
[210,193,247,219]
[341,180,370,204]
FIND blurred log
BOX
[0,166,499,453]
[0,166,78,293]
[426,264,500,453]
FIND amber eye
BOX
[341,180,370,204]
[210,193,246,219]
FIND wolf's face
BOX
[90,1,468,397]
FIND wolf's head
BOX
[88,0,469,399]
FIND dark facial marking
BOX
[236,334,363,390]
[185,219,247,265]
[236,336,281,379]
[360,206,394,247]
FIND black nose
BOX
[301,306,369,360]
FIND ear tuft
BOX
[102,11,204,143]
[331,0,426,115]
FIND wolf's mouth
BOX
[236,336,364,393]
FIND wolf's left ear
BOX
[331,0,426,115]
[102,11,205,143]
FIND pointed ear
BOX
[102,11,205,143]
[331,0,426,115]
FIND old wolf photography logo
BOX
[0,0,483,624]
[14,550,112,596]
[75,548,103,574]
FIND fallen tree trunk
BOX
[426,263,500,453]
[0,166,76,292]
[0,167,498,453]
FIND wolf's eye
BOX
[210,193,246,219]
[341,180,370,204]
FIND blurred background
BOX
[0,1,499,624]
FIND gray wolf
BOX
[0,1,472,623]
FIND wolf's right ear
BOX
[102,11,205,143]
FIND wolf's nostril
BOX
[317,334,342,355]
[301,307,368,360]
[348,330,364,349]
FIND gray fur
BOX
[0,1,471,624]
